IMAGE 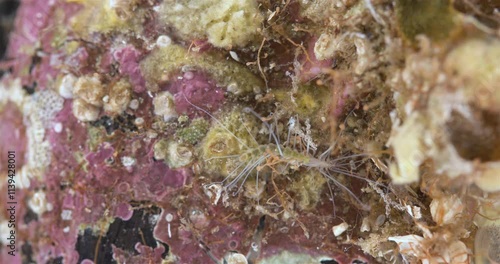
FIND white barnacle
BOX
[58,73,77,99]
[153,91,178,121]
[156,35,172,47]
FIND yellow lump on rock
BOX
[140,44,263,94]
[200,109,258,178]
[158,0,263,49]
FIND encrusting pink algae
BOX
[1,0,500,263]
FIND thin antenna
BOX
[182,94,250,149]
[243,107,284,157]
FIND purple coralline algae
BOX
[2,0,500,264]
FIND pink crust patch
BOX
[0,102,27,170]
[299,37,332,82]
[153,186,252,263]
[166,70,225,118]
[84,138,191,202]
[6,0,81,88]
[112,244,166,263]
[115,202,134,221]
[113,45,147,93]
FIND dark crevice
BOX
[320,259,339,264]
[75,207,165,263]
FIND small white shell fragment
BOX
[224,252,248,264]
[58,74,77,99]
[430,195,463,225]
[121,156,136,167]
[153,91,178,121]
[229,51,240,62]
[360,217,371,232]
[156,35,172,47]
[332,222,349,236]
[388,234,424,253]
[129,99,139,110]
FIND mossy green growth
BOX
[288,170,326,211]
[200,109,259,177]
[274,84,329,116]
[86,126,106,153]
[140,44,263,94]
[396,0,457,42]
[176,118,209,145]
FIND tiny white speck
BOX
[129,99,139,110]
[53,122,63,133]
[102,95,110,103]
[63,226,70,233]
[61,210,72,220]
[121,156,136,167]
[166,213,174,222]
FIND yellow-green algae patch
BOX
[157,0,263,49]
[141,44,263,94]
[396,0,458,42]
[67,0,146,35]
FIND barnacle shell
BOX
[153,91,178,122]
[73,74,106,107]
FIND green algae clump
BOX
[288,170,326,211]
[200,109,258,177]
[176,118,210,145]
[396,0,458,42]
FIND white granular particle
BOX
[61,210,73,220]
[332,222,349,236]
[129,99,139,110]
[63,226,70,233]
[121,156,136,167]
[53,122,63,133]
[166,213,174,222]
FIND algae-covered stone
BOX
[176,118,209,145]
[140,44,263,94]
[158,0,263,49]
[288,170,326,210]
[154,139,193,169]
[201,109,258,177]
